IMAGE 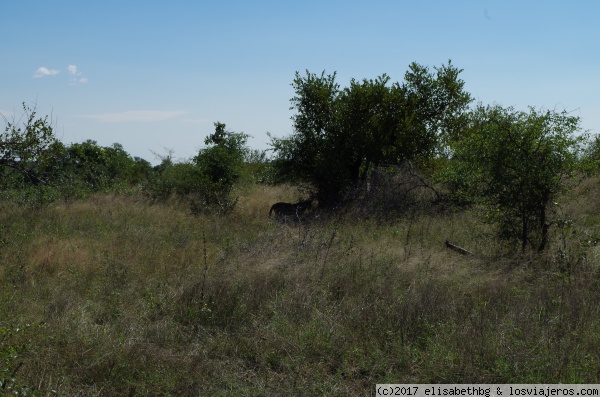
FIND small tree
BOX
[581,133,600,174]
[193,122,249,214]
[446,104,585,252]
[0,103,57,186]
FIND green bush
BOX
[145,122,249,214]
[146,161,205,200]
[192,122,249,214]
[442,105,586,251]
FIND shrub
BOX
[442,105,586,251]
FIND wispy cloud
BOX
[32,65,88,84]
[67,64,88,85]
[81,110,186,123]
[33,67,60,78]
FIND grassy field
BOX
[2,180,600,396]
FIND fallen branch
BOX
[445,240,474,256]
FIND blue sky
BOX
[2,1,599,164]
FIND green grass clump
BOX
[1,180,600,396]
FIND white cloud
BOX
[33,67,60,78]
[81,110,186,123]
[67,64,88,85]
[32,64,87,84]
[69,76,88,85]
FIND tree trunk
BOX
[537,189,550,251]
[521,203,528,253]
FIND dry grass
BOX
[235,183,307,220]
[2,181,600,396]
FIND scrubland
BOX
[2,180,600,396]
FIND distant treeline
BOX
[3,60,600,251]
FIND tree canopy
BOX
[0,103,57,186]
[270,61,472,206]
[443,104,586,251]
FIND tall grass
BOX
[1,181,600,396]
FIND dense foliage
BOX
[1,110,250,213]
[270,61,472,206]
[145,122,250,214]
[442,105,586,251]
[193,122,249,213]
[0,103,57,187]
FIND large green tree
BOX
[270,61,472,206]
[445,104,585,252]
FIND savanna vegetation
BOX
[2,61,600,396]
